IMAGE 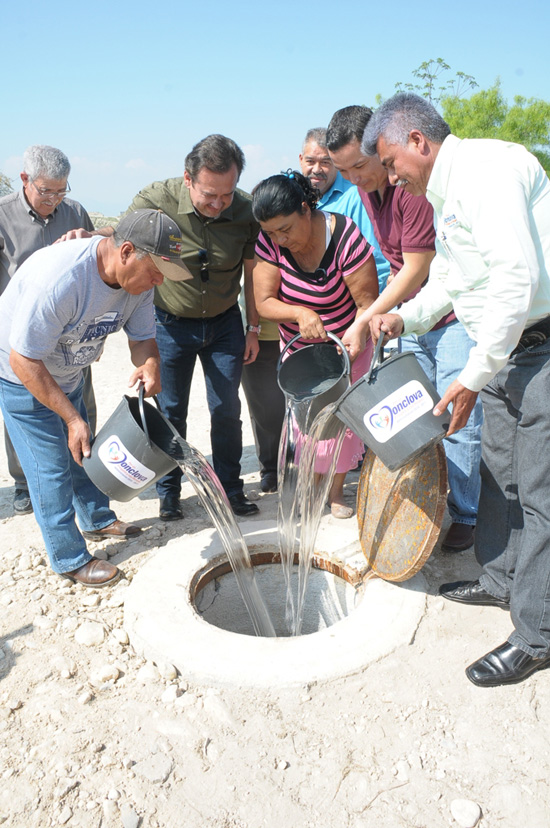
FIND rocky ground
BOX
[1,332,549,828]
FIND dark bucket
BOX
[277,332,351,431]
[334,337,451,471]
[83,386,179,502]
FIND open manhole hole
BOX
[192,548,363,637]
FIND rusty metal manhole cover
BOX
[357,444,448,582]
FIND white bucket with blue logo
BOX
[334,337,451,471]
[83,386,178,501]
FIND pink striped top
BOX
[255,212,372,351]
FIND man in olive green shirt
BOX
[127,135,261,519]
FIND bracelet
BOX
[246,324,261,334]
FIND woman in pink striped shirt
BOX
[252,171,378,517]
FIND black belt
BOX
[511,315,550,357]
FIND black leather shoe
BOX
[159,493,184,521]
[13,488,33,514]
[441,522,475,552]
[260,472,277,493]
[228,492,259,517]
[439,580,510,608]
[466,642,550,687]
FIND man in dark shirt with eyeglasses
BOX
[0,145,96,516]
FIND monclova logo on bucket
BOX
[364,380,433,443]
[97,435,155,489]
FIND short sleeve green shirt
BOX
[127,178,259,318]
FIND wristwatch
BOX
[246,324,261,334]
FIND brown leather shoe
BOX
[441,522,475,552]
[61,557,121,588]
[82,519,141,541]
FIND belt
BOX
[511,315,550,357]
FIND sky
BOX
[2,0,549,216]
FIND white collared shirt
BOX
[399,134,550,391]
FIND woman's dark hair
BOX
[252,170,319,223]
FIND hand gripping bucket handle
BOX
[364,335,386,383]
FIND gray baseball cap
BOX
[116,209,192,281]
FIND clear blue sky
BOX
[2,0,548,215]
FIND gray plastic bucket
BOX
[277,332,351,431]
[334,337,451,471]
[83,386,178,502]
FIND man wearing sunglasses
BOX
[0,145,96,516]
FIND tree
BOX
[395,58,478,106]
[442,82,550,173]
[0,172,13,197]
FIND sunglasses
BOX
[198,248,209,283]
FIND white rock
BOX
[81,594,101,607]
[33,615,56,630]
[6,699,22,711]
[18,554,32,570]
[107,789,121,801]
[52,657,76,678]
[78,691,94,705]
[120,804,140,828]
[450,798,482,827]
[161,685,181,704]
[103,800,118,820]
[158,661,178,680]
[90,665,120,686]
[75,621,105,646]
[58,806,72,824]
[111,628,129,645]
[136,662,160,683]
[62,617,79,632]
[106,592,125,608]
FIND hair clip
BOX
[281,169,295,179]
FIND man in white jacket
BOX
[364,92,550,688]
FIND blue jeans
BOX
[401,320,482,525]
[476,339,550,656]
[0,377,116,574]
[154,304,245,499]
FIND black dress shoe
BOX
[260,472,277,493]
[13,488,33,514]
[441,522,475,552]
[439,580,510,608]
[159,493,184,521]
[228,492,259,517]
[466,642,550,687]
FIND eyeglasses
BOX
[198,248,209,283]
[30,180,71,199]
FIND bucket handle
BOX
[364,335,387,384]
[137,382,189,454]
[276,330,351,376]
[137,383,153,449]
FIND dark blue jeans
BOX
[154,304,245,499]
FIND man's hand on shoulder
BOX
[54,226,115,244]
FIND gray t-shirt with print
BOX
[0,236,155,392]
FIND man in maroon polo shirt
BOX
[326,105,483,553]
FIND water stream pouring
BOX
[276,332,351,635]
[83,386,275,637]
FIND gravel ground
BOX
[1,331,549,828]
